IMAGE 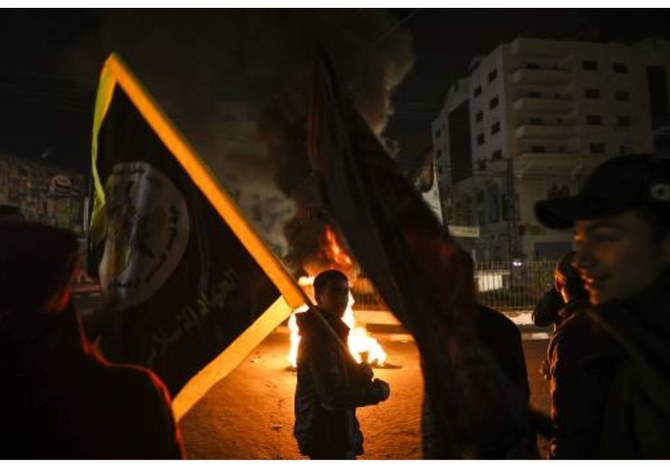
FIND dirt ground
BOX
[180,330,551,460]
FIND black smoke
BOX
[60,10,414,270]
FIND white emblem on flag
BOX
[99,161,190,310]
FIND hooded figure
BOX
[0,221,184,459]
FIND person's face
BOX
[315,279,350,318]
[573,210,670,305]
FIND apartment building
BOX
[432,36,670,261]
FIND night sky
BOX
[1,9,670,176]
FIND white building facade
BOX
[432,36,670,261]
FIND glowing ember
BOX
[287,277,387,368]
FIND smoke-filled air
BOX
[62,10,414,273]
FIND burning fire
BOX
[323,225,353,270]
[287,277,387,368]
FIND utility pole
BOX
[506,156,520,261]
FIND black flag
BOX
[307,51,533,458]
[88,54,307,419]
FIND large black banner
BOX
[307,52,532,457]
[87,55,292,401]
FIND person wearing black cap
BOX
[535,153,670,458]
[0,221,185,459]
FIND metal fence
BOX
[351,260,556,312]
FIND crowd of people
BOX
[2,152,670,459]
[295,152,670,459]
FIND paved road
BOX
[180,330,552,459]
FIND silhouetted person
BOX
[534,252,587,380]
[0,221,185,459]
[544,251,591,458]
[418,249,537,458]
[293,269,390,459]
[536,153,670,458]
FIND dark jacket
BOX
[592,271,670,458]
[422,305,536,459]
[532,288,565,328]
[547,309,622,459]
[293,308,387,458]
[549,271,670,458]
[0,303,185,459]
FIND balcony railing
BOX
[515,123,577,139]
[512,68,571,84]
[513,96,574,113]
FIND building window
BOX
[590,143,605,154]
[531,145,546,153]
[489,96,499,109]
[613,63,628,73]
[528,117,544,125]
[616,115,632,127]
[473,85,482,97]
[586,114,603,125]
[615,90,630,101]
[434,129,441,139]
[491,122,501,134]
[527,63,540,70]
[528,91,542,98]
[488,68,498,82]
[582,60,598,71]
[492,149,502,160]
[478,161,487,171]
[585,88,600,99]
[436,149,442,158]
[619,145,628,154]
[476,133,485,145]
[475,111,483,122]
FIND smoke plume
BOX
[62,10,414,272]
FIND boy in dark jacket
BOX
[293,269,390,459]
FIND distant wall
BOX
[0,153,85,234]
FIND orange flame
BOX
[323,225,353,269]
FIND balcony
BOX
[512,67,571,85]
[513,96,574,113]
[515,124,577,139]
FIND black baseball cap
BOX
[535,154,670,229]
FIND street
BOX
[180,328,552,459]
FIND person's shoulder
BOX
[295,309,319,334]
[477,304,519,334]
[555,310,592,338]
[95,360,172,403]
